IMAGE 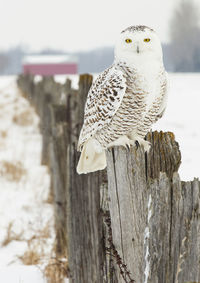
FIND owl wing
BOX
[78,66,126,151]
[155,71,169,121]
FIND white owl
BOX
[77,25,168,174]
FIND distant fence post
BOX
[49,105,69,256]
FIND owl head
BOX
[114,25,163,65]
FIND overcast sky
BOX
[0,0,199,52]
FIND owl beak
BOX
[137,45,140,53]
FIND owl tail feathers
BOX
[76,138,106,174]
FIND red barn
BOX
[23,55,78,76]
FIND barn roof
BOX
[23,54,78,65]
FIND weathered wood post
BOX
[66,74,109,283]
[66,144,106,282]
[49,105,69,256]
[106,131,200,283]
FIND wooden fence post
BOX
[106,131,200,283]
[65,74,109,283]
[49,105,69,256]
[66,144,106,283]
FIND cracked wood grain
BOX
[106,131,200,283]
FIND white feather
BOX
[77,138,106,174]
[77,67,127,151]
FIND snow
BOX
[33,74,80,90]
[0,76,56,282]
[23,54,78,64]
[54,74,80,89]
[153,73,200,181]
[0,266,45,283]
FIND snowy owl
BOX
[77,25,168,174]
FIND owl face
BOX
[115,26,163,65]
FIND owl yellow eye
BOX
[144,38,151,42]
[125,39,132,43]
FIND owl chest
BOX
[115,77,160,126]
[131,71,161,111]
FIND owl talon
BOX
[143,140,151,152]
[136,138,151,152]
[108,135,133,149]
[135,140,139,150]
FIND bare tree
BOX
[0,54,9,74]
[169,0,200,71]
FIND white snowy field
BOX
[0,73,199,282]
[153,73,200,181]
[0,77,55,283]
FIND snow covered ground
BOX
[153,73,200,181]
[0,73,199,282]
[0,77,54,283]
